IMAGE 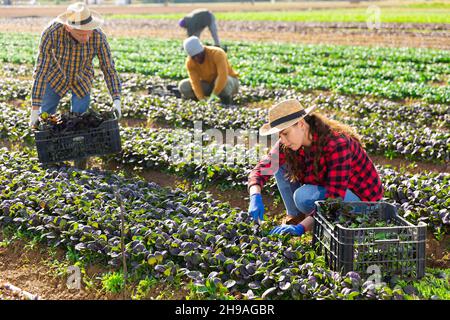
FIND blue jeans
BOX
[275,164,361,216]
[41,82,90,115]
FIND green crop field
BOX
[106,3,450,24]
[1,33,449,103]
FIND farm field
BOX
[106,2,450,24]
[0,1,448,302]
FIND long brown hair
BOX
[282,113,362,182]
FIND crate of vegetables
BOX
[33,111,121,164]
[312,199,426,279]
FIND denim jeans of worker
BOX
[274,164,361,217]
[40,82,90,115]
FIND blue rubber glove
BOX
[248,193,264,223]
[269,224,305,236]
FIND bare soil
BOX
[0,235,190,300]
[0,238,97,300]
[369,155,450,174]
[1,15,449,50]
[0,1,428,18]
[426,234,450,269]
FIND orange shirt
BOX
[185,46,238,100]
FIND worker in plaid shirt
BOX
[248,99,383,236]
[29,2,121,127]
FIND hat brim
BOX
[55,10,103,30]
[259,104,318,136]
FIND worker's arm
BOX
[31,30,53,110]
[97,32,121,101]
[248,140,286,193]
[211,50,229,96]
[187,60,205,100]
[247,140,285,223]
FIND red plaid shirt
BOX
[248,132,383,201]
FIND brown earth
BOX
[426,234,450,269]
[369,155,450,174]
[2,22,448,51]
[102,27,450,51]
[0,235,190,300]
[0,1,429,18]
[0,14,449,50]
[0,238,97,300]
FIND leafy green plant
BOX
[23,234,41,252]
[131,277,158,300]
[101,271,125,294]
[395,269,450,300]
[187,278,235,300]
[66,246,81,264]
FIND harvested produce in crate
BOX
[313,199,426,279]
[318,198,398,229]
[34,110,115,133]
[32,109,121,164]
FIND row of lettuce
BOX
[0,102,448,239]
[0,76,448,164]
[1,73,449,129]
[0,33,449,103]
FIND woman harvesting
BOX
[248,99,383,236]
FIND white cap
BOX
[183,36,204,57]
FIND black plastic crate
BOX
[148,84,181,98]
[312,201,426,279]
[34,119,121,164]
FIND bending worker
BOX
[178,8,221,48]
[247,99,383,236]
[30,2,121,126]
[179,36,239,105]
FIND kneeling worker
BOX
[179,36,239,105]
[248,99,384,236]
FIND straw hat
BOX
[55,2,103,31]
[259,99,318,136]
